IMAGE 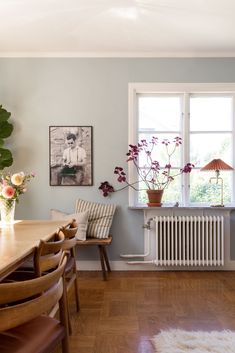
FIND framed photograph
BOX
[49,126,93,186]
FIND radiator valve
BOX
[143,217,154,230]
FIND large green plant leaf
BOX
[0,148,13,169]
[0,105,13,170]
[0,121,13,138]
[0,105,11,121]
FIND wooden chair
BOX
[5,227,77,334]
[0,255,69,353]
[58,220,80,312]
[5,231,65,281]
[34,229,77,334]
[76,236,112,280]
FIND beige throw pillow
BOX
[50,209,89,241]
[75,199,116,239]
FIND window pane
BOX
[190,133,232,167]
[138,95,181,131]
[190,170,232,204]
[139,133,181,167]
[190,96,232,131]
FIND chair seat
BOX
[0,315,64,353]
[76,236,112,246]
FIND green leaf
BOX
[0,148,13,169]
[0,121,13,139]
[0,105,13,170]
[0,106,11,121]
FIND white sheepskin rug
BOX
[152,329,235,353]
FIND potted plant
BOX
[99,136,194,206]
[0,105,13,170]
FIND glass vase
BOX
[0,199,16,225]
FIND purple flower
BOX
[114,167,126,183]
[162,139,170,146]
[181,163,195,173]
[151,136,158,145]
[98,181,115,197]
[126,144,140,161]
[173,136,182,146]
[140,139,148,147]
[151,161,160,171]
[114,167,124,174]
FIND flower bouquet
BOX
[0,171,35,224]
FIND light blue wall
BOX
[1,58,235,260]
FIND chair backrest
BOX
[59,220,78,252]
[34,231,65,277]
[0,255,67,332]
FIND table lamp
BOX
[200,158,233,207]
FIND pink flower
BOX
[1,186,15,199]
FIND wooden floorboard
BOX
[58,271,235,353]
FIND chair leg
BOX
[62,274,73,336]
[62,338,70,353]
[102,246,111,272]
[60,277,70,352]
[98,245,107,281]
[67,305,73,335]
[74,272,80,312]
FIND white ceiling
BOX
[1,0,235,57]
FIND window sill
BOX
[129,205,235,210]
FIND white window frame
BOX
[128,83,235,207]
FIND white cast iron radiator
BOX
[154,216,224,267]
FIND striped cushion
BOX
[75,199,116,239]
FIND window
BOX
[129,83,235,206]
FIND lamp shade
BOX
[200,159,233,171]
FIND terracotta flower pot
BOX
[146,189,163,207]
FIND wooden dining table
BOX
[0,219,70,280]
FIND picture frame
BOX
[49,126,93,186]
